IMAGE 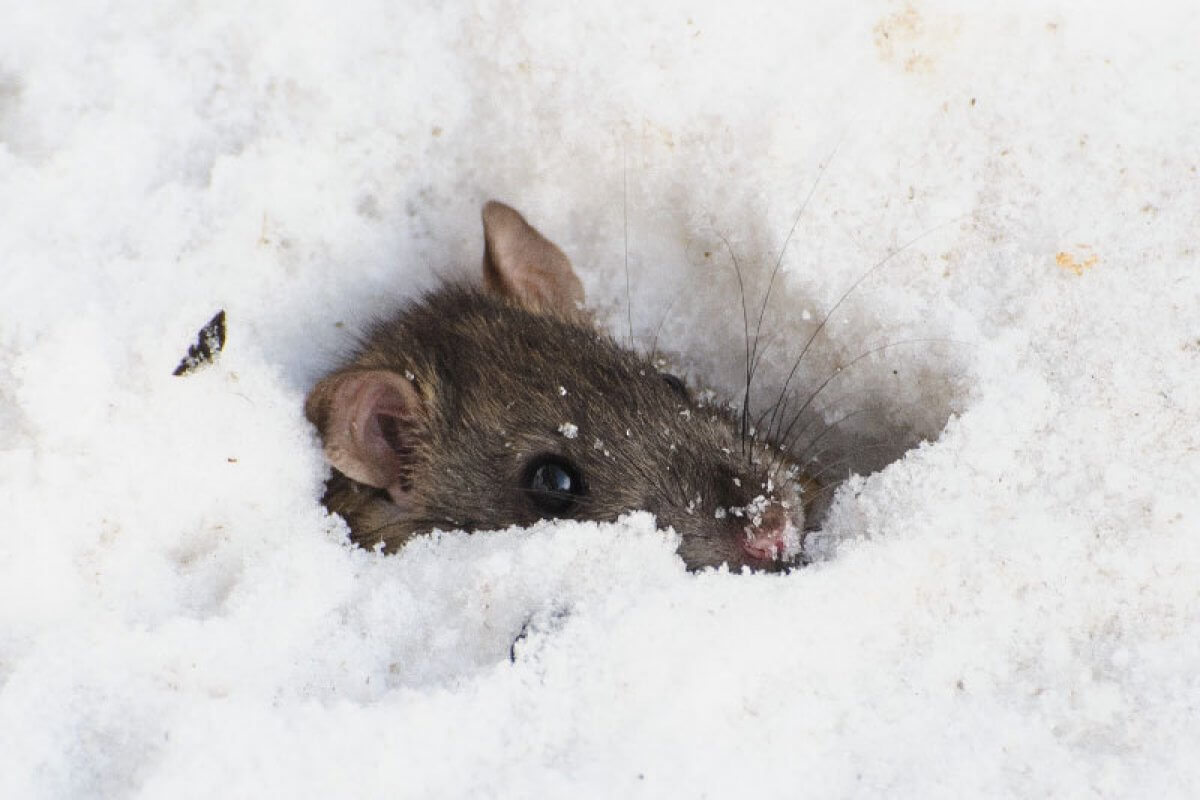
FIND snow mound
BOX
[2,1,1198,797]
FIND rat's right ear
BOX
[305,370,425,503]
[481,201,586,317]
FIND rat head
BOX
[306,201,813,571]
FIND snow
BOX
[2,0,1199,797]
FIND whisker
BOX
[775,405,882,474]
[774,337,971,457]
[799,441,911,489]
[800,426,915,473]
[622,143,634,347]
[716,234,754,457]
[763,216,965,444]
[648,297,680,362]
[748,142,840,384]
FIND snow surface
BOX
[2,0,1199,797]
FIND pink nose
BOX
[739,503,800,561]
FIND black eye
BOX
[521,455,585,516]
[660,372,689,399]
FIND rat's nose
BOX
[739,501,802,562]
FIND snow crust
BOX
[2,0,1198,796]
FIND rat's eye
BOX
[660,372,689,400]
[522,455,585,516]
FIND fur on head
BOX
[306,201,813,570]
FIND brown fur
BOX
[306,203,816,571]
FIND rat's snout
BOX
[738,498,804,563]
[660,447,813,570]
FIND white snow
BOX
[2,0,1199,797]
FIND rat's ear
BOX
[481,200,586,316]
[305,369,425,504]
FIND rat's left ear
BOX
[481,201,585,317]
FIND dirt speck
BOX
[873,4,961,75]
[1055,247,1098,276]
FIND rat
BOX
[305,201,821,571]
